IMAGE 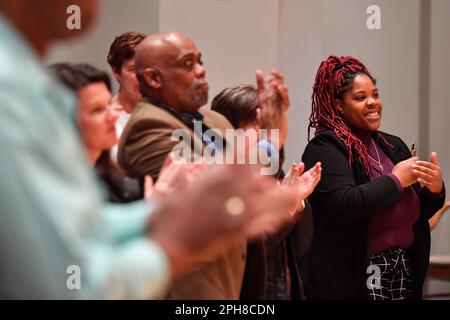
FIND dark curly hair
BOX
[107,31,146,72]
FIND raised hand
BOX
[282,162,322,214]
[255,70,289,149]
[267,70,290,111]
[413,152,443,193]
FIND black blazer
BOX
[300,130,445,299]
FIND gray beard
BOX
[181,86,208,110]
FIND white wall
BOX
[46,0,160,93]
[279,0,322,165]
[429,0,450,254]
[159,0,279,105]
[428,0,450,294]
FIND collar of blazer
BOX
[140,96,231,153]
[141,96,230,133]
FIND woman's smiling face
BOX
[337,73,383,132]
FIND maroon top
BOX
[352,128,420,254]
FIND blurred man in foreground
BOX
[0,0,297,299]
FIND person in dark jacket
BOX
[211,84,320,299]
[301,55,445,300]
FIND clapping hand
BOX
[144,153,205,199]
[413,152,443,194]
[282,161,322,215]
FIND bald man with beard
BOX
[119,33,231,182]
[119,32,245,299]
[118,32,291,299]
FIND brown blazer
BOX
[119,99,234,181]
[118,98,247,299]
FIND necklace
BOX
[367,139,383,171]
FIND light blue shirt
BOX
[0,14,169,299]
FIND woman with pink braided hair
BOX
[300,56,445,300]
